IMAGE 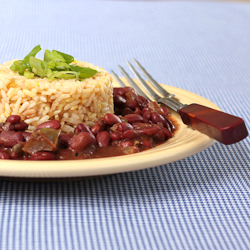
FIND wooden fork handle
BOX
[178,104,248,145]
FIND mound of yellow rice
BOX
[0,60,114,133]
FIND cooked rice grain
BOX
[0,60,114,132]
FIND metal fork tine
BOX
[118,65,148,99]
[111,70,126,87]
[133,58,175,98]
[126,60,160,100]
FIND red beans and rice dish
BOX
[0,47,176,160]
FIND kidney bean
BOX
[104,113,122,126]
[133,107,142,116]
[74,123,91,134]
[122,107,134,115]
[96,131,110,147]
[163,128,173,139]
[113,87,126,96]
[37,120,61,130]
[2,122,15,131]
[30,151,56,160]
[142,110,151,121]
[110,132,122,141]
[142,138,152,148]
[15,121,28,131]
[113,95,126,106]
[0,131,24,148]
[70,132,95,151]
[126,99,138,109]
[118,122,133,132]
[91,118,106,135]
[22,132,32,142]
[0,150,10,159]
[137,95,149,108]
[58,133,74,148]
[124,114,143,123]
[154,130,166,142]
[132,123,151,129]
[161,106,170,117]
[122,129,138,139]
[137,126,160,136]
[6,115,21,124]
[151,112,167,125]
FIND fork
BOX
[111,59,248,145]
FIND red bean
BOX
[37,120,61,130]
[132,123,151,129]
[6,115,21,124]
[74,123,91,134]
[104,113,122,126]
[70,132,95,151]
[137,95,149,108]
[142,138,152,148]
[14,121,28,131]
[58,133,74,148]
[161,106,169,117]
[110,132,122,141]
[154,130,166,142]
[137,126,160,136]
[133,107,142,116]
[118,122,134,132]
[163,128,173,139]
[126,100,138,109]
[0,131,24,147]
[124,114,143,123]
[91,118,106,135]
[113,88,126,96]
[151,112,166,125]
[143,110,151,121]
[113,87,132,96]
[96,131,110,147]
[2,122,15,131]
[113,95,126,106]
[122,130,138,139]
[122,107,134,115]
[0,150,10,159]
[30,152,56,160]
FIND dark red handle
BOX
[179,104,248,145]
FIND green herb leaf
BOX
[48,71,79,81]
[10,60,28,75]
[29,56,48,77]
[10,45,98,80]
[70,65,98,79]
[24,71,34,79]
[44,50,65,63]
[54,61,71,71]
[23,45,41,65]
[53,50,74,64]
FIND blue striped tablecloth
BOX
[0,1,249,249]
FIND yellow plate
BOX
[0,84,218,178]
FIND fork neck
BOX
[158,97,186,112]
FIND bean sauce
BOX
[0,87,177,160]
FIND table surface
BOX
[0,1,250,250]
